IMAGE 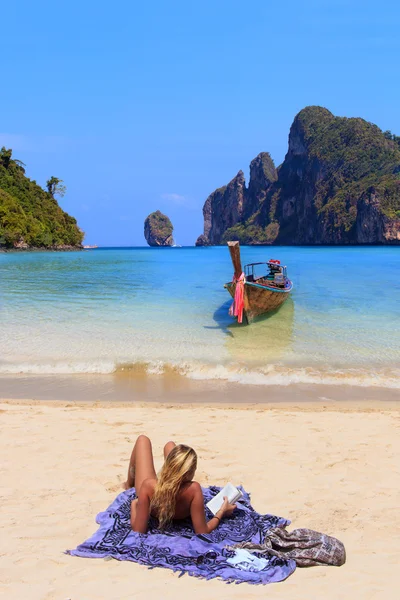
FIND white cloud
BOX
[161,193,187,205]
[160,193,199,210]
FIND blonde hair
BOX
[151,444,197,529]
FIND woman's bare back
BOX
[126,436,236,534]
[131,478,198,523]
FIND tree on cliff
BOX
[0,147,13,169]
[0,147,25,172]
[383,130,400,149]
[46,176,66,198]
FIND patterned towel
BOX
[231,527,346,567]
[67,485,296,585]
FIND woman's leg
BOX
[163,441,176,460]
[124,435,157,492]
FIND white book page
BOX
[206,483,242,516]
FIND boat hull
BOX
[225,281,292,323]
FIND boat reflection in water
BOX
[225,297,295,365]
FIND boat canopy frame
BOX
[244,261,288,280]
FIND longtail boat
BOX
[224,241,293,324]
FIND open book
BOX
[206,483,242,516]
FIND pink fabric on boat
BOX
[229,272,245,323]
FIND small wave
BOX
[0,360,116,375]
[180,363,400,389]
[0,359,399,389]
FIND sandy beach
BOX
[1,396,399,600]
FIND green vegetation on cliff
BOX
[222,222,279,245]
[291,108,400,233]
[217,107,400,245]
[0,147,83,248]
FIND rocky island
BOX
[0,147,83,250]
[144,210,174,246]
[196,106,400,245]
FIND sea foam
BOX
[1,359,399,389]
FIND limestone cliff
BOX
[196,107,400,245]
[144,210,174,246]
[195,172,246,246]
[244,152,278,221]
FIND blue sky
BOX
[1,0,399,246]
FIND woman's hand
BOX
[191,485,236,534]
[218,496,237,518]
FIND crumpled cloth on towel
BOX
[226,548,270,572]
[229,527,346,567]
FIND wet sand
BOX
[1,372,399,405]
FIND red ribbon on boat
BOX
[229,272,245,324]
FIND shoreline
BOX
[3,244,400,251]
[0,245,83,252]
[1,373,399,406]
[2,397,400,413]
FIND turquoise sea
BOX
[0,247,399,388]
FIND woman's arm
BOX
[130,479,153,533]
[190,483,236,534]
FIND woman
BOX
[123,435,237,534]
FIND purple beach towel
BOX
[67,486,296,585]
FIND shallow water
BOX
[0,246,399,388]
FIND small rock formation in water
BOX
[196,107,400,245]
[144,210,174,246]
